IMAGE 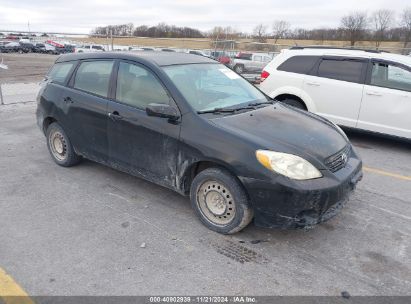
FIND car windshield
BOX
[163,63,268,112]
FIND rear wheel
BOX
[46,122,81,167]
[190,167,253,234]
[281,98,306,110]
[234,65,244,74]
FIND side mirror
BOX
[146,103,180,121]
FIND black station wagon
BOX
[36,52,363,234]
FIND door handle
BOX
[108,111,123,121]
[366,91,382,96]
[63,96,73,103]
[306,81,320,86]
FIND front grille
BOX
[325,145,351,172]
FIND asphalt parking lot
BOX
[0,54,410,297]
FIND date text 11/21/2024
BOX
[149,296,257,303]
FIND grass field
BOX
[73,37,409,53]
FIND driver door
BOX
[106,60,181,188]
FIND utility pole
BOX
[110,29,113,51]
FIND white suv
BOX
[259,47,411,140]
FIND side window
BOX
[74,60,114,97]
[371,62,411,92]
[318,59,364,83]
[254,55,262,62]
[277,56,319,74]
[48,62,74,84]
[116,62,170,109]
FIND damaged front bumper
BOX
[239,156,363,229]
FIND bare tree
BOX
[371,9,394,48]
[272,20,291,44]
[401,7,411,52]
[340,12,368,46]
[253,24,268,43]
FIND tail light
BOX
[261,70,270,82]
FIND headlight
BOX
[256,150,322,180]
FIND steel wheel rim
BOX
[49,131,67,161]
[196,180,236,226]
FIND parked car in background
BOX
[210,51,231,65]
[74,44,105,53]
[36,52,362,234]
[19,42,36,53]
[229,52,273,74]
[0,41,31,53]
[259,47,411,140]
[141,47,155,51]
[33,43,46,53]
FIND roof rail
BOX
[289,46,387,54]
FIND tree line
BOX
[91,7,411,49]
[92,22,204,38]
[253,8,411,49]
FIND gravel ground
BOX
[0,53,56,84]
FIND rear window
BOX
[277,56,319,74]
[74,60,114,97]
[318,59,364,83]
[48,62,75,84]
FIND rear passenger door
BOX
[63,60,114,162]
[303,56,367,127]
[106,60,181,188]
[358,60,411,138]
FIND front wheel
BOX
[190,167,254,234]
[46,122,81,167]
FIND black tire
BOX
[234,64,244,74]
[190,167,254,234]
[46,122,81,167]
[281,98,306,110]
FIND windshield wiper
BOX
[197,107,237,114]
[197,101,276,114]
[248,100,276,107]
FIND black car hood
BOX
[210,104,347,165]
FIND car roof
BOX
[56,51,217,66]
[283,48,411,66]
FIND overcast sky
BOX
[0,0,409,34]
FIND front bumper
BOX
[239,156,363,229]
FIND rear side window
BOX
[277,56,319,74]
[74,60,114,97]
[48,62,74,84]
[318,59,364,83]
